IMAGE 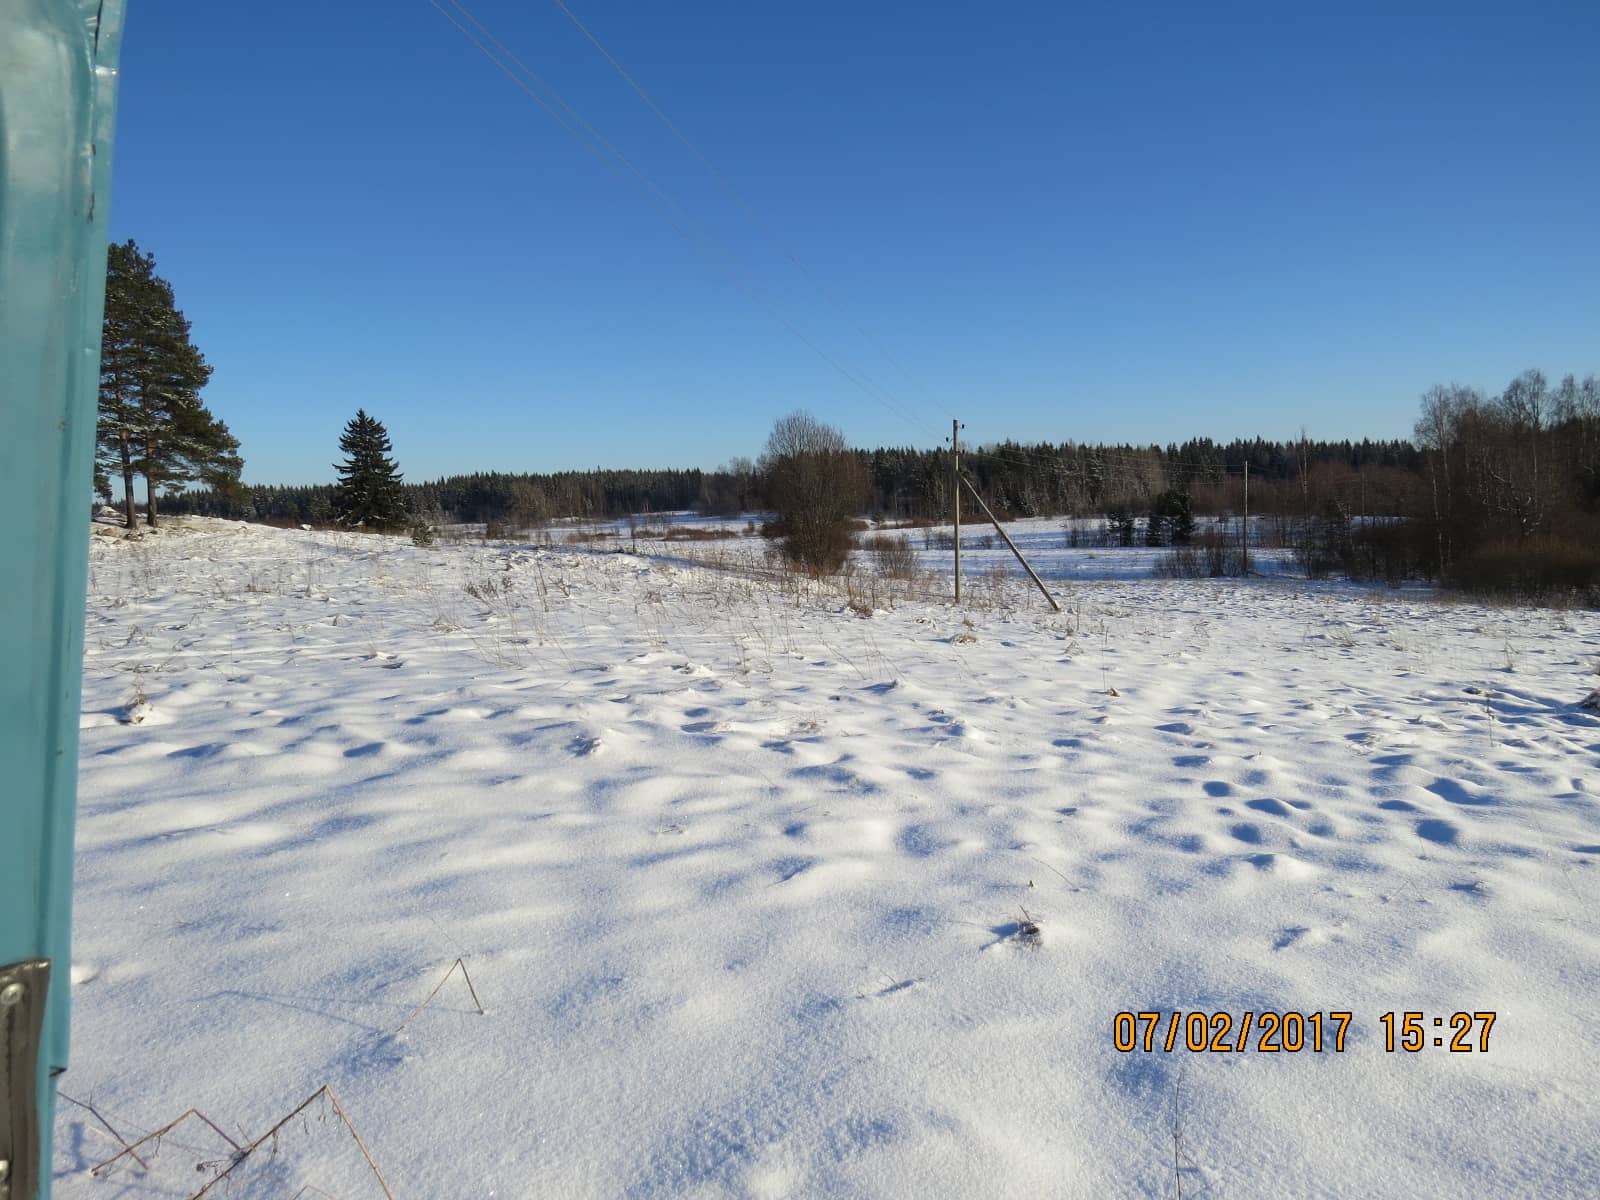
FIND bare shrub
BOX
[1346,520,1435,584]
[1157,531,1243,578]
[1200,530,1244,577]
[1154,546,1207,579]
[863,533,919,579]
[760,411,866,575]
[1447,534,1600,604]
[661,526,738,542]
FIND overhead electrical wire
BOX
[430,0,1291,493]
[538,0,1269,486]
[427,0,938,440]
[545,0,952,429]
[957,440,1256,481]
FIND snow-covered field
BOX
[60,518,1600,1198]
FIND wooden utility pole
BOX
[1241,460,1250,575]
[952,418,962,604]
[960,473,1061,612]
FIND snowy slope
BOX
[58,519,1600,1198]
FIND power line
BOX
[430,1,1352,492]
[427,0,939,440]
[955,430,1392,479]
[957,440,1255,481]
[542,1,1298,473]
[546,0,956,429]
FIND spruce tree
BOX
[97,240,243,528]
[333,410,408,529]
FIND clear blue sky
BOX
[109,1,1600,484]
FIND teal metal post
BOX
[0,2,125,1195]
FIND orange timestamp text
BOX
[1112,1010,1497,1053]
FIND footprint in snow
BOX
[1425,778,1496,807]
[1245,798,1292,817]
[1273,926,1311,950]
[1416,818,1460,845]
[771,857,814,884]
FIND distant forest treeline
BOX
[163,436,1418,526]
[162,368,1600,599]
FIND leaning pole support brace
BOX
[1,2,126,1197]
[958,473,1062,612]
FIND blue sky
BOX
[110,1,1600,484]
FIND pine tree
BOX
[97,240,243,528]
[98,241,151,529]
[333,410,408,529]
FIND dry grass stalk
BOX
[60,1091,151,1170]
[90,1107,242,1176]
[188,1085,393,1200]
[391,956,485,1035]
[1027,856,1082,892]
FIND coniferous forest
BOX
[160,367,1600,601]
[105,233,1596,601]
[162,436,1416,527]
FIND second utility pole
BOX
[952,418,962,604]
[1242,460,1250,576]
